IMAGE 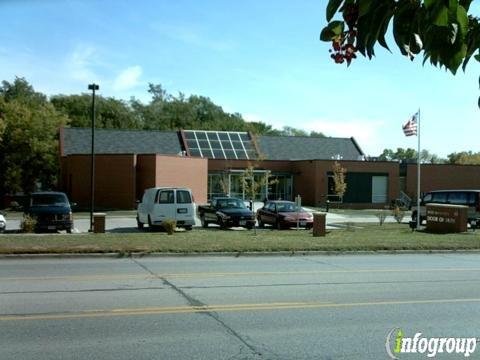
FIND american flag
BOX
[402,112,418,136]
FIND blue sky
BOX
[1,0,479,157]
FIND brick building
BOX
[59,127,480,210]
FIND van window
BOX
[448,192,468,205]
[432,192,447,203]
[470,192,479,205]
[423,193,432,202]
[177,190,192,204]
[158,190,174,204]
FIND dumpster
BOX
[93,213,106,233]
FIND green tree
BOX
[447,150,480,164]
[51,94,141,129]
[378,147,444,163]
[332,161,347,198]
[0,78,68,198]
[137,83,327,136]
[378,147,417,161]
[240,164,277,235]
[309,130,326,138]
[321,0,480,103]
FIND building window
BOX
[208,174,227,200]
[208,171,292,201]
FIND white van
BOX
[137,187,195,230]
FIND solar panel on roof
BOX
[183,130,256,159]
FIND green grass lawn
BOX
[1,224,480,255]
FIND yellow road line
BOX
[2,268,480,282]
[2,298,480,322]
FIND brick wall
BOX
[406,164,480,199]
[136,155,157,201]
[296,160,399,208]
[155,155,208,204]
[62,154,136,209]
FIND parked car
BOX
[137,187,195,230]
[412,190,480,226]
[257,200,313,229]
[197,197,255,229]
[25,192,74,233]
[0,212,6,233]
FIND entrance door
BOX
[372,176,388,203]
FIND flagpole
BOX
[416,108,421,230]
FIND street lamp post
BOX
[88,83,99,232]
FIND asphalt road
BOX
[1,254,480,359]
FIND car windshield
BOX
[31,194,68,206]
[216,199,246,209]
[276,203,301,212]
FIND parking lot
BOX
[3,208,406,234]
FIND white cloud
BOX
[66,44,99,83]
[112,65,142,91]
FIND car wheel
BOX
[200,214,208,228]
[276,221,282,230]
[137,216,144,230]
[148,215,155,231]
[258,218,264,228]
[412,211,418,223]
[218,217,227,229]
[246,223,253,230]
[66,228,72,234]
[185,225,193,231]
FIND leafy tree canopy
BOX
[51,94,141,129]
[447,150,480,164]
[52,82,322,137]
[378,147,445,163]
[0,77,67,196]
[321,0,479,79]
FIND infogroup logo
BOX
[385,328,478,359]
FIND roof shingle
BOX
[257,135,364,161]
[62,128,364,161]
[62,128,182,155]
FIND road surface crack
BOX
[130,258,265,358]
[300,257,347,269]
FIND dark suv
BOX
[25,192,74,233]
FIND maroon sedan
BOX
[256,201,313,229]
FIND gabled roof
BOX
[61,127,364,161]
[61,128,183,156]
[256,135,364,161]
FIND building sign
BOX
[426,204,468,233]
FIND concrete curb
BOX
[2,249,480,259]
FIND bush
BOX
[376,211,387,226]
[21,215,37,233]
[392,206,405,224]
[161,219,177,235]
